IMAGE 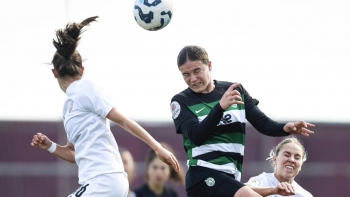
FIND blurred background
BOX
[0,0,349,197]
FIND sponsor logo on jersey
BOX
[195,107,205,113]
[170,101,181,119]
[205,177,215,187]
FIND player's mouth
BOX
[191,82,201,88]
[285,165,294,171]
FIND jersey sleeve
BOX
[170,98,197,134]
[170,96,225,146]
[79,84,114,118]
[240,84,259,111]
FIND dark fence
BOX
[0,121,349,197]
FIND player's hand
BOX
[283,121,315,136]
[219,83,244,110]
[31,133,52,150]
[155,146,180,172]
[273,182,296,196]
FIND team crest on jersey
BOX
[69,101,74,113]
[249,178,261,186]
[205,177,215,187]
[170,101,180,119]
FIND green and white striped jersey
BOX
[171,80,258,181]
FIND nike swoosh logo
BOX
[195,107,205,113]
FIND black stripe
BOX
[211,122,246,135]
[193,151,243,164]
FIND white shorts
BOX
[68,172,129,197]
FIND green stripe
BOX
[188,96,246,117]
[204,133,246,146]
[208,156,243,172]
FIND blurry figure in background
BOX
[30,16,180,197]
[120,147,137,197]
[246,136,313,197]
[135,143,185,197]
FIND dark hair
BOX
[51,16,98,77]
[144,142,185,185]
[177,45,209,67]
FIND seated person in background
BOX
[120,147,137,197]
[135,142,185,197]
[245,136,313,197]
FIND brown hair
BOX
[144,142,185,185]
[267,136,308,169]
[177,45,209,67]
[51,16,98,77]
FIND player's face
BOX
[147,157,171,186]
[273,143,304,183]
[121,151,135,182]
[179,60,213,94]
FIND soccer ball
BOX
[133,0,173,31]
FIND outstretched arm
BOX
[31,133,75,163]
[246,105,315,137]
[107,107,180,172]
[248,182,296,196]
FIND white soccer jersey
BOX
[63,79,124,184]
[246,172,313,197]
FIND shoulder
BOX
[215,80,234,87]
[171,88,192,101]
[246,172,269,187]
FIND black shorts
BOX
[186,166,245,197]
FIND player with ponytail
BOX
[31,16,180,197]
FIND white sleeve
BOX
[245,173,267,187]
[79,85,114,118]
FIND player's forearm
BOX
[121,119,162,151]
[247,186,276,197]
[246,105,288,137]
[52,144,76,163]
[182,103,224,146]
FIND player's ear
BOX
[79,67,85,76]
[272,156,277,166]
[52,69,59,78]
[208,61,212,71]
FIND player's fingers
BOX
[169,155,180,172]
[301,128,314,136]
[306,122,315,128]
[37,133,46,141]
[280,183,290,193]
[232,95,242,101]
[231,90,241,96]
[228,83,241,92]
[296,120,308,128]
[287,184,295,194]
[33,136,39,142]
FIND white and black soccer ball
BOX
[133,0,173,31]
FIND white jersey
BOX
[63,79,124,184]
[246,172,312,197]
